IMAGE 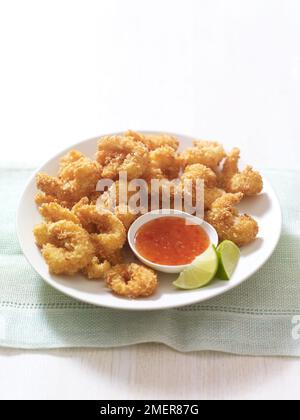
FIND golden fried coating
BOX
[82,257,111,280]
[205,193,259,247]
[39,202,81,224]
[182,140,226,169]
[35,193,60,207]
[145,178,180,211]
[181,164,217,188]
[125,130,146,142]
[95,180,144,227]
[96,135,149,180]
[204,188,226,211]
[35,192,75,210]
[115,205,139,231]
[126,130,179,151]
[36,151,102,204]
[105,263,158,298]
[34,129,263,293]
[144,134,179,151]
[84,244,123,267]
[220,148,263,196]
[181,164,221,210]
[105,249,124,265]
[212,192,243,209]
[143,165,164,182]
[59,153,102,196]
[149,145,182,180]
[59,150,85,170]
[72,197,90,212]
[96,181,137,218]
[142,167,166,199]
[33,223,51,248]
[36,173,64,199]
[38,221,95,275]
[73,204,126,258]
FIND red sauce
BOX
[135,217,210,266]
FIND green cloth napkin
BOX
[0,166,300,355]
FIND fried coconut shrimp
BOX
[106,249,124,265]
[205,193,259,247]
[149,146,182,180]
[35,193,60,206]
[125,130,179,151]
[182,140,226,169]
[35,192,75,210]
[73,204,126,258]
[81,247,123,281]
[106,180,137,207]
[96,181,141,229]
[181,164,217,188]
[36,151,102,204]
[115,205,139,231]
[33,129,264,296]
[181,164,225,210]
[82,257,111,280]
[142,166,165,197]
[39,202,81,224]
[34,221,95,275]
[33,223,51,248]
[144,134,180,152]
[220,148,263,196]
[83,249,125,280]
[204,188,226,211]
[59,150,85,169]
[105,263,158,298]
[96,135,149,180]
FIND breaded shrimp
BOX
[105,263,158,298]
[39,202,81,224]
[35,193,60,207]
[96,180,138,214]
[220,148,263,196]
[144,134,179,151]
[33,223,51,248]
[83,250,126,280]
[82,257,111,280]
[181,164,217,188]
[73,204,126,258]
[205,193,259,247]
[143,165,165,181]
[204,187,226,210]
[115,204,139,231]
[182,140,226,169]
[96,135,149,180]
[149,145,182,180]
[125,130,180,151]
[36,152,102,204]
[59,150,85,170]
[36,221,95,275]
[181,164,225,210]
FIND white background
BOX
[0,0,299,400]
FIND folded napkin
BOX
[0,166,299,355]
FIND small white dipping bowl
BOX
[128,210,219,274]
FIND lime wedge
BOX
[216,240,240,280]
[173,245,218,290]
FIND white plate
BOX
[17,132,282,311]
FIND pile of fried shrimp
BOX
[33,130,263,299]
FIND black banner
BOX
[98,402,201,417]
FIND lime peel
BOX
[216,240,241,281]
[173,245,219,290]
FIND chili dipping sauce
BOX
[135,217,210,266]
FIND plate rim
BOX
[16,132,283,311]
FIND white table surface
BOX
[0,0,299,400]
